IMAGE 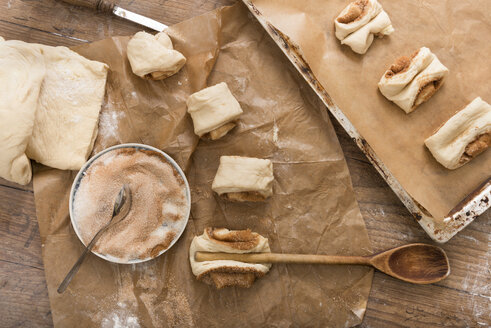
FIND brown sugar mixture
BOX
[196,228,267,288]
[206,227,260,250]
[460,132,491,164]
[337,0,368,24]
[385,50,420,78]
[413,78,443,108]
[72,147,189,261]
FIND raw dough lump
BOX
[425,97,491,169]
[187,82,243,138]
[334,0,394,54]
[0,40,45,185]
[189,227,271,288]
[0,38,108,182]
[212,156,274,201]
[127,31,186,80]
[26,45,108,170]
[378,47,449,113]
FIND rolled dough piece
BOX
[378,48,448,113]
[425,97,491,169]
[212,156,274,201]
[334,0,382,40]
[334,0,393,54]
[340,10,394,54]
[0,36,4,42]
[378,47,434,97]
[187,82,243,138]
[189,227,271,289]
[386,57,448,113]
[127,31,186,80]
[0,40,45,185]
[26,45,108,170]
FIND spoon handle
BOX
[195,252,371,265]
[57,229,105,293]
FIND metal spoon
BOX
[195,243,450,284]
[57,184,132,293]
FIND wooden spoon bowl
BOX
[370,243,450,284]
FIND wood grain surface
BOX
[0,0,489,327]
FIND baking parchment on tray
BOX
[32,4,373,327]
[244,0,491,242]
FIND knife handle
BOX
[61,0,115,13]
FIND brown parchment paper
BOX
[251,0,491,220]
[33,3,373,327]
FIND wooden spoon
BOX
[195,243,450,284]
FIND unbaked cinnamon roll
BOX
[334,0,394,54]
[212,156,274,202]
[378,47,449,113]
[127,31,186,80]
[187,82,243,140]
[189,228,271,289]
[425,97,490,169]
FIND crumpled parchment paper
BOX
[32,4,373,327]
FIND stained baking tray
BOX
[242,0,490,243]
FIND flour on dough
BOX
[189,228,271,289]
[378,47,448,113]
[425,97,491,169]
[212,156,274,201]
[0,40,45,185]
[334,0,394,54]
[187,82,243,138]
[127,31,186,80]
[26,45,108,170]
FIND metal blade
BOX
[112,6,167,32]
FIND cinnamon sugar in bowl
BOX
[69,144,191,264]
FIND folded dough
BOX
[187,82,243,138]
[334,0,394,54]
[378,48,449,113]
[127,31,186,80]
[425,97,491,170]
[335,0,382,40]
[26,45,108,170]
[212,156,274,201]
[189,228,271,289]
[378,47,434,97]
[0,40,45,185]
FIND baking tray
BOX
[242,0,490,243]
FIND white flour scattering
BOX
[98,109,125,142]
[101,311,140,328]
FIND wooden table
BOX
[0,0,489,327]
